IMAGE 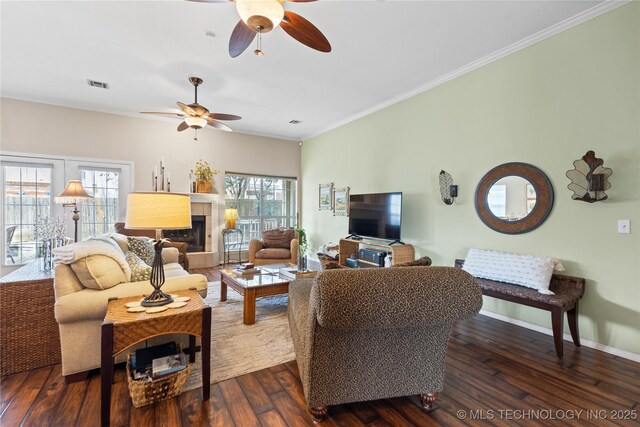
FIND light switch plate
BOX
[618,219,630,234]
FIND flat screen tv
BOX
[348,192,402,241]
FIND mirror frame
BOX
[475,162,554,234]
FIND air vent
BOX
[289,120,303,125]
[87,79,109,89]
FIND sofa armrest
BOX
[162,247,179,264]
[249,240,264,264]
[312,267,482,330]
[54,273,208,324]
[164,241,189,270]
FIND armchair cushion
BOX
[255,248,291,259]
[70,255,128,290]
[263,228,296,249]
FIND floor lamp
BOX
[55,180,93,242]
[125,192,192,307]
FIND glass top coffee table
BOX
[220,264,306,325]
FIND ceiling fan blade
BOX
[207,119,232,132]
[185,0,229,3]
[140,112,185,118]
[229,20,256,58]
[177,102,197,116]
[177,121,190,132]
[207,113,242,121]
[281,11,331,53]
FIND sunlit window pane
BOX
[81,169,119,239]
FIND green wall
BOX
[301,3,640,355]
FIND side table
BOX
[101,290,211,427]
[222,228,243,266]
[0,260,60,376]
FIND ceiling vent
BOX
[289,120,303,125]
[87,79,109,89]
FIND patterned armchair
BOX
[287,266,482,421]
[248,228,298,266]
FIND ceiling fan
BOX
[187,0,331,57]
[141,77,241,140]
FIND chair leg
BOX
[551,307,564,358]
[308,405,328,422]
[420,392,439,411]
[567,302,581,347]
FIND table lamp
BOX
[224,208,239,229]
[125,192,191,306]
[55,180,93,242]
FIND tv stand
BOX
[339,239,415,267]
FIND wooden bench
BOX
[455,259,585,358]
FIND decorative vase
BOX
[41,239,53,272]
[297,254,307,272]
[196,180,213,193]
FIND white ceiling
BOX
[1,0,607,141]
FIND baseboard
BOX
[479,309,640,363]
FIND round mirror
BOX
[475,163,553,234]
[487,176,536,221]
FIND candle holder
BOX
[152,158,171,192]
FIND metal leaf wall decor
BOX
[439,170,457,205]
[566,150,612,203]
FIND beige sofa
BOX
[288,266,482,421]
[53,242,207,381]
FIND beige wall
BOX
[301,4,640,355]
[1,97,301,262]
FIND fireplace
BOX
[164,215,206,253]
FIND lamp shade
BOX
[55,180,93,204]
[224,208,239,220]
[125,192,191,230]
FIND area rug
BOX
[183,281,295,391]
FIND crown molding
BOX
[302,0,631,141]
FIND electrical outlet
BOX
[618,219,630,234]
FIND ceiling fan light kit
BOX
[141,77,242,139]
[188,0,331,58]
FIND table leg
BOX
[220,279,227,302]
[244,288,256,325]
[101,322,114,427]
[189,335,196,363]
[202,306,211,401]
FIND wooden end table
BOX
[101,290,211,427]
[220,264,316,325]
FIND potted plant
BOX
[191,160,218,193]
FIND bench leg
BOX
[551,307,564,358]
[567,301,581,347]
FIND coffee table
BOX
[220,264,312,325]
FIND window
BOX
[81,169,120,237]
[3,165,52,264]
[225,173,297,247]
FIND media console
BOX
[338,238,415,267]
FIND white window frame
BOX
[1,152,133,267]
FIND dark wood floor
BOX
[1,269,639,426]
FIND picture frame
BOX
[319,183,334,210]
[333,187,350,216]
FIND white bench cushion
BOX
[462,248,564,295]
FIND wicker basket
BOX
[126,353,191,408]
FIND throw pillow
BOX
[263,228,295,249]
[126,251,152,282]
[71,255,128,290]
[462,248,565,295]
[391,256,433,267]
[127,237,156,267]
[323,261,345,270]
